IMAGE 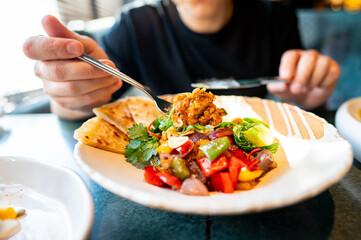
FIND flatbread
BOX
[126,97,163,127]
[93,99,135,135]
[74,116,129,154]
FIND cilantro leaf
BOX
[125,124,160,166]
[127,123,149,141]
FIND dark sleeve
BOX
[272,3,303,55]
[101,11,140,100]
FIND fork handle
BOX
[77,53,155,99]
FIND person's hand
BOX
[267,49,340,109]
[23,15,122,118]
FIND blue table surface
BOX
[0,113,360,240]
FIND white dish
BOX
[335,97,361,162]
[0,156,94,239]
[74,96,353,215]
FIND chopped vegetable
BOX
[238,167,263,182]
[197,155,229,178]
[175,140,193,155]
[168,136,189,149]
[211,172,234,193]
[156,171,182,190]
[0,207,17,220]
[243,124,274,147]
[147,122,162,138]
[179,178,209,196]
[233,124,279,154]
[199,137,231,161]
[144,166,164,187]
[228,155,248,188]
[170,158,190,180]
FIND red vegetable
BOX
[144,166,164,187]
[156,171,182,190]
[228,156,248,188]
[147,122,162,138]
[233,149,247,162]
[176,140,193,155]
[197,154,229,178]
[211,172,234,193]
[247,148,262,162]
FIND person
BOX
[23,0,340,120]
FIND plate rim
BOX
[74,140,353,215]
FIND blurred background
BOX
[0,0,360,115]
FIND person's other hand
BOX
[23,15,122,115]
[267,49,340,109]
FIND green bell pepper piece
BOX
[199,137,230,161]
[170,158,190,181]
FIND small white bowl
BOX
[335,97,361,162]
[0,156,94,240]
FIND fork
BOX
[77,53,172,114]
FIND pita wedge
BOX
[126,97,163,127]
[74,116,129,154]
[93,99,135,135]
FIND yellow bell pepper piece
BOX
[238,167,263,182]
[0,207,17,220]
[156,143,173,154]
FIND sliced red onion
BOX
[188,132,209,143]
[179,178,209,196]
[209,129,233,140]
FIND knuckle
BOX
[330,63,341,76]
[65,82,80,95]
[34,62,42,78]
[22,37,36,58]
[51,64,65,80]
[47,38,60,57]
[319,55,331,66]
[305,50,319,60]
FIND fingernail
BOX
[291,82,303,94]
[67,42,81,55]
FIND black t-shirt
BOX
[102,0,302,99]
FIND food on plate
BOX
[93,98,136,135]
[126,97,163,127]
[74,89,279,195]
[172,88,226,127]
[125,89,278,195]
[0,207,25,220]
[74,116,129,154]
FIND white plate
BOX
[74,96,353,215]
[335,97,361,162]
[0,156,94,239]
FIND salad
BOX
[125,89,279,196]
